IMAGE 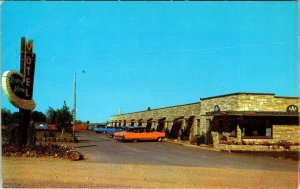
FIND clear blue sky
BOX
[1,2,298,123]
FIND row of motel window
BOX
[116,116,296,139]
[197,118,292,138]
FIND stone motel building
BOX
[109,92,299,151]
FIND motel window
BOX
[242,119,273,139]
[229,120,237,138]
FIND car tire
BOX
[157,137,162,142]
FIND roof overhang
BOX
[206,111,299,117]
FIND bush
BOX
[48,131,56,137]
[205,132,213,145]
[276,140,291,150]
[2,124,19,145]
[219,135,227,141]
[190,132,211,146]
[2,143,83,161]
[197,133,205,145]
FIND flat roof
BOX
[200,92,276,101]
[111,101,201,117]
[206,111,299,117]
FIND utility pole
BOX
[73,73,76,143]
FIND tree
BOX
[76,120,83,124]
[1,108,12,126]
[1,109,20,145]
[56,101,72,133]
[46,107,57,124]
[31,111,46,123]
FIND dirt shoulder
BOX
[2,157,298,188]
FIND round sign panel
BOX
[2,70,35,110]
[286,105,298,113]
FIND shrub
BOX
[2,124,19,145]
[219,135,227,141]
[48,131,56,137]
[276,140,291,150]
[2,143,83,161]
[261,141,270,146]
[205,132,213,145]
[190,132,214,146]
[197,133,205,145]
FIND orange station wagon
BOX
[114,126,165,142]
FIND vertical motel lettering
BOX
[24,41,34,97]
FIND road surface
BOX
[73,130,297,172]
[2,130,298,188]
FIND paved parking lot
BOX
[73,130,297,172]
[3,130,298,188]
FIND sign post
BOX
[2,37,36,146]
[19,37,36,145]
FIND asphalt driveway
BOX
[72,130,297,172]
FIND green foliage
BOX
[45,101,73,132]
[190,131,213,146]
[1,109,20,145]
[76,120,83,124]
[46,107,57,124]
[205,131,213,145]
[31,111,46,123]
[1,108,12,126]
[55,101,72,132]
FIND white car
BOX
[35,124,49,130]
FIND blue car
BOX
[94,126,113,133]
[88,125,96,131]
[106,126,128,137]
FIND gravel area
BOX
[2,157,298,188]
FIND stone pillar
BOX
[190,117,197,139]
[142,122,147,127]
[152,121,158,130]
[166,121,172,130]
[211,131,220,146]
[182,118,186,130]
[237,124,242,143]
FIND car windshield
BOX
[128,127,146,133]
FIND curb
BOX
[164,139,221,152]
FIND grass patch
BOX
[36,131,73,140]
[1,130,74,145]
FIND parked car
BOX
[113,126,165,142]
[88,125,96,131]
[94,126,113,133]
[35,123,49,130]
[106,126,128,137]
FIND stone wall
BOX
[216,144,300,152]
[109,92,299,150]
[200,93,299,135]
[200,95,239,133]
[273,125,299,143]
[110,102,201,133]
[237,94,299,111]
[200,93,299,112]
